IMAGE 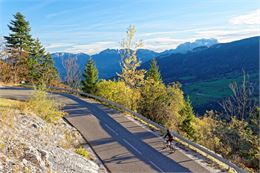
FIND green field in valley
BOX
[183,72,259,107]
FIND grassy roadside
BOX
[0,90,92,159]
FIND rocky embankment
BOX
[0,100,100,173]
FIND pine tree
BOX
[82,57,98,94]
[28,39,45,84]
[28,39,58,86]
[179,98,196,140]
[147,58,161,82]
[117,26,145,88]
[42,53,59,86]
[4,12,33,83]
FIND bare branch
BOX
[220,72,256,120]
[61,56,81,89]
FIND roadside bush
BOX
[217,117,259,172]
[96,80,140,111]
[193,110,259,172]
[27,90,65,123]
[193,111,223,152]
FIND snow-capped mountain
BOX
[161,38,218,55]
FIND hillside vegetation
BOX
[141,36,259,113]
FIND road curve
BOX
[0,87,211,173]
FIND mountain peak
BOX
[99,48,118,54]
[162,38,218,55]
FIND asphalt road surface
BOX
[0,87,211,173]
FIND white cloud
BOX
[45,43,74,49]
[61,41,118,55]
[229,9,260,25]
[143,37,184,52]
[196,27,259,42]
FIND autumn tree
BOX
[4,12,33,83]
[0,41,12,83]
[117,25,145,88]
[138,79,168,123]
[82,57,98,94]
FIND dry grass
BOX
[0,90,65,124]
[58,130,74,149]
[0,98,19,128]
[15,90,66,123]
[0,98,22,108]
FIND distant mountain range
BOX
[141,36,259,83]
[51,38,218,80]
[52,49,159,79]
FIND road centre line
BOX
[104,123,119,135]
[149,161,164,173]
[122,138,142,155]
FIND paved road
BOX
[0,87,211,173]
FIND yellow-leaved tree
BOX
[117,25,146,88]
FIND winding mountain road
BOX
[0,87,213,173]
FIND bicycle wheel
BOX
[169,142,176,152]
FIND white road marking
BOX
[105,124,119,135]
[149,161,164,173]
[122,139,142,155]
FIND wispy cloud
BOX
[45,43,74,49]
[229,9,260,25]
[196,27,259,42]
[46,41,117,55]
[143,37,184,52]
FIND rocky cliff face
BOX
[0,103,100,173]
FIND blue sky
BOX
[1,0,259,54]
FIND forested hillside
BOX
[143,36,259,83]
[141,36,259,113]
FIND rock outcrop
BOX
[0,108,100,173]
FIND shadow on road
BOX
[61,93,192,173]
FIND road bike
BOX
[163,140,176,152]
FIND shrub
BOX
[193,111,223,152]
[75,147,91,159]
[27,90,65,123]
[96,80,140,111]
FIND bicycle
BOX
[163,140,176,152]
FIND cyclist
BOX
[163,129,174,148]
